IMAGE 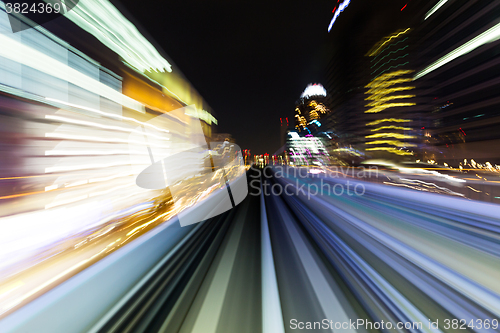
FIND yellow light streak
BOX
[368,28,411,56]
[369,70,414,85]
[366,140,416,147]
[466,186,482,193]
[365,102,416,113]
[366,147,414,155]
[366,118,412,126]
[126,211,171,237]
[365,78,413,89]
[365,95,415,106]
[365,86,415,98]
[371,126,412,131]
[365,133,416,139]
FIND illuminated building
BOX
[363,28,421,158]
[263,153,270,165]
[0,3,219,220]
[289,84,336,165]
[0,0,217,141]
[286,131,329,166]
[412,0,500,164]
[294,84,331,133]
[322,0,500,164]
[322,2,434,162]
[0,0,222,311]
[243,149,251,166]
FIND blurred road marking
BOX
[184,201,248,333]
[275,198,355,333]
[260,181,285,333]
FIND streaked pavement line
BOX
[261,182,285,333]
[182,201,248,333]
[275,198,356,333]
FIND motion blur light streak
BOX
[365,102,416,113]
[44,132,169,148]
[45,98,173,133]
[365,147,414,155]
[371,46,409,67]
[0,0,220,319]
[424,0,448,20]
[371,125,412,131]
[372,37,408,59]
[2,0,500,332]
[366,140,416,147]
[64,0,173,73]
[372,62,410,79]
[366,118,412,126]
[365,64,415,154]
[366,87,415,101]
[44,194,90,209]
[0,34,145,113]
[45,115,170,141]
[327,0,350,32]
[45,150,147,156]
[370,53,409,74]
[367,28,411,57]
[366,78,413,89]
[365,133,416,139]
[365,94,415,106]
[414,22,500,80]
[260,186,285,333]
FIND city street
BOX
[1,0,500,332]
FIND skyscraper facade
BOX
[364,29,418,158]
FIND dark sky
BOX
[114,0,414,154]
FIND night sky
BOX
[114,0,415,154]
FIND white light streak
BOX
[45,133,170,148]
[0,34,144,113]
[45,99,170,134]
[45,195,89,209]
[89,173,133,183]
[424,0,448,20]
[45,185,58,192]
[45,115,169,141]
[414,22,500,79]
[45,161,146,173]
[64,0,172,73]
[66,180,89,188]
[89,184,134,198]
[45,150,147,156]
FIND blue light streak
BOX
[328,0,351,32]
